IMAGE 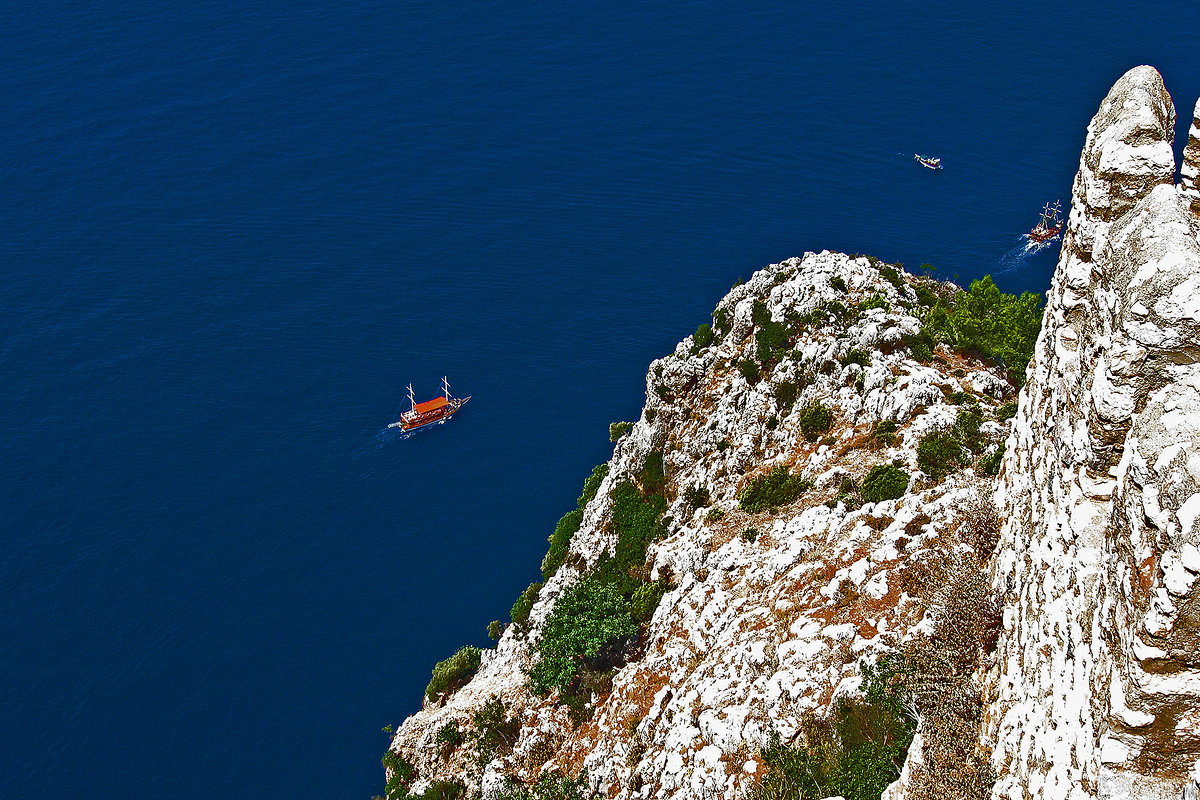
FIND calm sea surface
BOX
[3,2,1198,797]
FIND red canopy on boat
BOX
[413,396,449,414]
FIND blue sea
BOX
[3,2,1198,797]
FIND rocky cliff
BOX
[383,66,1200,800]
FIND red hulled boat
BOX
[388,377,470,433]
[1029,200,1064,243]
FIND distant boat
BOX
[1028,200,1064,243]
[915,154,942,170]
[389,377,470,433]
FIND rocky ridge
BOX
[385,65,1200,800]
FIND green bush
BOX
[683,484,711,509]
[527,577,636,695]
[691,322,714,352]
[956,407,983,452]
[382,751,417,800]
[831,276,847,292]
[739,466,813,513]
[714,307,731,335]
[858,292,889,312]
[609,421,633,442]
[995,401,1017,422]
[487,620,503,641]
[916,430,965,481]
[914,284,939,307]
[470,695,520,767]
[631,580,669,622]
[425,646,482,703]
[860,464,910,504]
[902,331,934,362]
[436,720,464,750]
[753,299,793,365]
[741,527,759,543]
[577,463,609,508]
[597,481,667,592]
[706,507,725,522]
[879,264,905,290]
[774,379,800,410]
[511,582,542,627]
[638,450,666,495]
[750,660,914,800]
[542,510,583,580]
[496,770,591,800]
[980,444,1004,476]
[922,276,1043,383]
[840,348,872,368]
[799,403,834,442]
[871,419,898,447]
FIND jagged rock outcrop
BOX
[385,251,1014,799]
[383,65,1200,800]
[981,65,1200,799]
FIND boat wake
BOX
[992,234,1059,276]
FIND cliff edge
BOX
[382,66,1200,800]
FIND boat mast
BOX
[407,383,416,413]
[442,376,451,401]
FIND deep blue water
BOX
[3,2,1198,797]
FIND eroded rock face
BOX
[383,65,1200,800]
[384,251,1012,799]
[982,66,1200,798]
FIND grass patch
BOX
[860,464,909,504]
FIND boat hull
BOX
[388,396,471,432]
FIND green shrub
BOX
[598,481,667,592]
[714,307,731,335]
[750,660,915,800]
[917,430,965,481]
[683,484,711,509]
[496,770,591,800]
[956,407,983,452]
[609,421,634,441]
[425,646,482,703]
[799,403,834,442]
[753,300,793,365]
[382,751,417,800]
[527,577,637,695]
[995,401,1017,422]
[436,720,464,750]
[860,464,910,504]
[831,276,847,292]
[840,348,872,368]
[631,580,669,622]
[542,510,582,580]
[577,463,609,508]
[487,620,503,641]
[470,695,520,767]
[902,331,934,362]
[871,419,898,447]
[922,276,1043,383]
[511,582,542,627]
[980,444,1004,476]
[638,450,666,495]
[692,322,715,352]
[879,264,905,290]
[706,507,725,522]
[946,390,974,405]
[774,379,800,410]
[739,466,813,513]
[914,284,939,307]
[411,780,467,800]
[738,358,761,384]
[741,527,759,543]
[858,292,889,312]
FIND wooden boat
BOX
[915,154,942,170]
[389,377,470,433]
[1029,200,1064,243]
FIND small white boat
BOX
[915,154,942,170]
